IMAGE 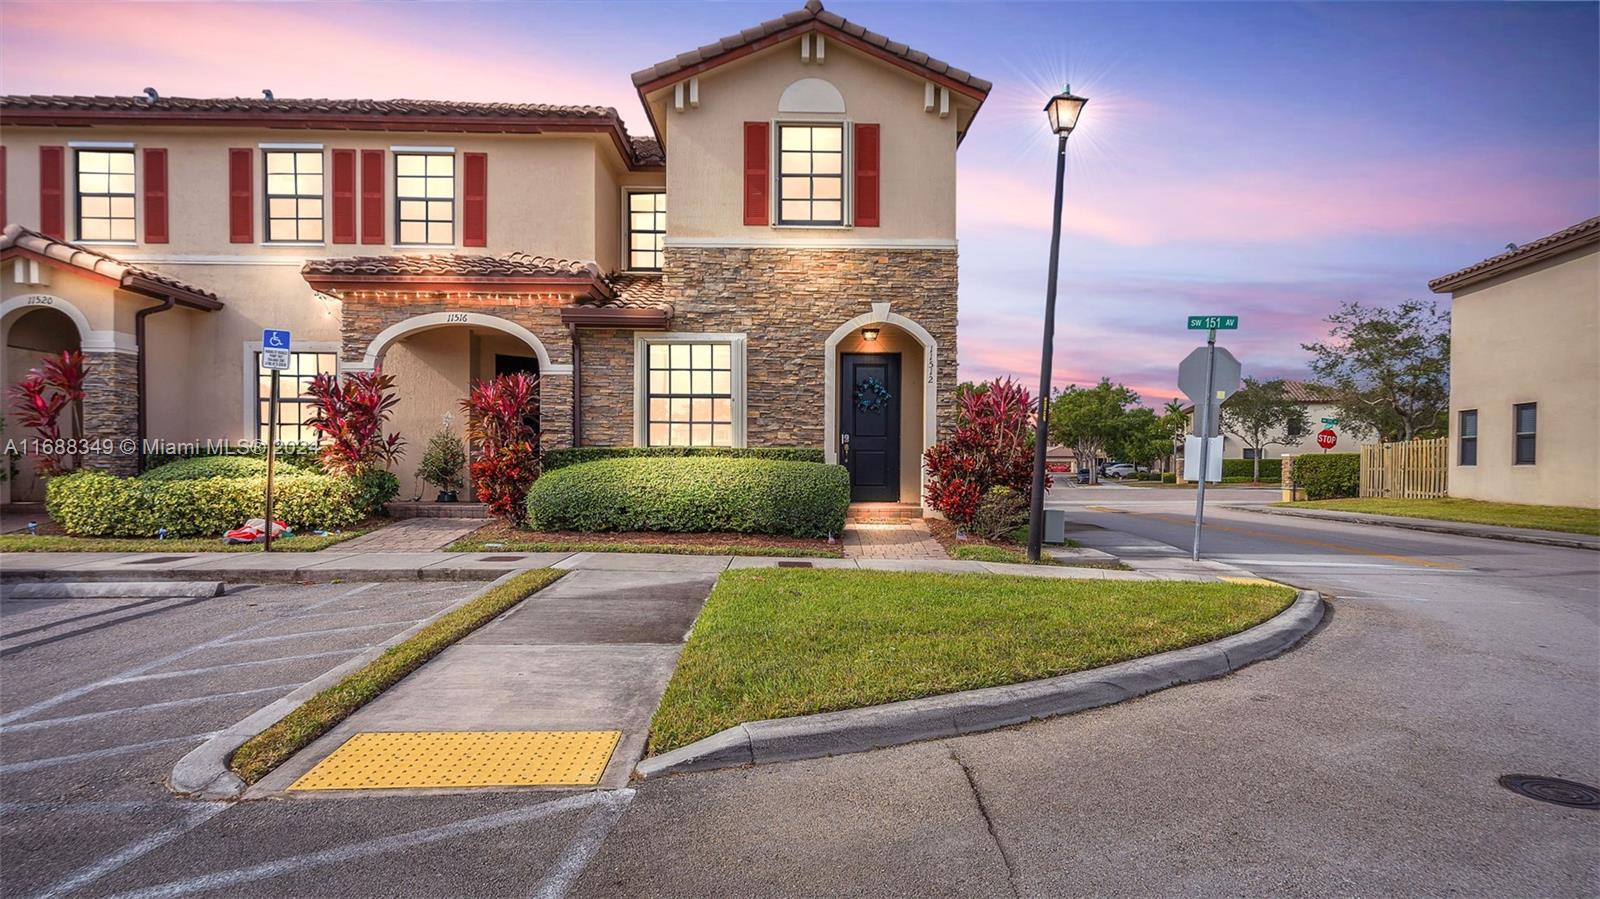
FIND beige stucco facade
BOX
[1433,229,1600,508]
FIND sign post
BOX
[1178,318,1242,561]
[260,329,292,552]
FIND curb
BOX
[167,570,528,800]
[0,566,510,586]
[3,580,224,599]
[636,588,1324,779]
[1237,506,1599,551]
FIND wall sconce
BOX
[860,327,880,342]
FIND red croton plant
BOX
[460,373,541,524]
[922,377,1047,525]
[304,369,404,475]
[7,350,88,476]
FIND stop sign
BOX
[1317,429,1338,449]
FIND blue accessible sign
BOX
[261,329,293,371]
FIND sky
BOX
[3,0,1596,405]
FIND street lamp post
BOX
[1027,86,1088,563]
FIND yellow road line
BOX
[289,730,621,791]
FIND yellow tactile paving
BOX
[1218,576,1290,588]
[288,730,622,791]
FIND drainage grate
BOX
[125,556,195,564]
[777,560,813,568]
[478,555,527,562]
[1498,775,1600,810]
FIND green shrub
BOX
[417,430,467,492]
[542,446,826,471]
[143,446,322,472]
[1222,458,1282,480]
[1162,472,1177,484]
[352,470,400,516]
[1291,453,1360,500]
[141,455,269,481]
[969,486,1027,540]
[525,457,849,538]
[46,469,377,537]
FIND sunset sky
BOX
[3,0,1595,404]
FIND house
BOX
[0,0,987,507]
[1428,216,1600,509]
[1184,379,1351,461]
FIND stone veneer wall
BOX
[82,350,139,475]
[577,328,636,446]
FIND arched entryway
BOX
[2,305,84,501]
[824,303,939,506]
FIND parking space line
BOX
[532,790,635,899]
[110,649,372,685]
[32,802,228,899]
[0,596,175,640]
[100,792,620,899]
[219,618,426,647]
[0,596,216,659]
[1,684,302,734]
[0,732,219,775]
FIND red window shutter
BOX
[359,149,385,245]
[39,146,65,239]
[227,148,252,243]
[330,149,357,244]
[853,123,880,228]
[743,121,770,226]
[143,148,169,243]
[463,152,488,247]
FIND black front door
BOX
[840,353,901,502]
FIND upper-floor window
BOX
[1513,402,1536,465]
[1458,409,1478,466]
[76,149,136,242]
[628,190,667,271]
[777,124,844,226]
[395,153,455,245]
[264,150,324,243]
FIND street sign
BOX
[262,329,292,350]
[259,329,292,550]
[1179,346,1242,409]
[261,329,292,371]
[1187,315,1239,330]
[1321,417,1340,426]
[1183,435,1223,482]
[1179,332,1243,563]
[1317,429,1338,450]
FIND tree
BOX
[1048,379,1141,485]
[1302,300,1449,441]
[1159,398,1189,473]
[1112,407,1169,469]
[923,377,1042,526]
[1220,378,1311,482]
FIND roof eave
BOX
[560,306,672,329]
[122,274,223,310]
[302,271,614,300]
[1429,225,1600,294]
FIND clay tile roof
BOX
[0,223,222,309]
[301,252,603,281]
[1429,216,1600,293]
[593,273,672,311]
[630,136,665,167]
[630,0,992,95]
[1279,379,1334,403]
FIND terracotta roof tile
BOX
[1429,216,1600,293]
[0,223,221,309]
[630,136,664,166]
[630,0,992,95]
[593,273,672,311]
[1279,379,1334,403]
[302,252,603,281]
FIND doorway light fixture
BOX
[860,326,880,342]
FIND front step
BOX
[385,501,491,519]
[847,502,924,522]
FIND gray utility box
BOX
[1043,508,1068,544]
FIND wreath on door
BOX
[853,376,893,414]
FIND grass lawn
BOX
[0,528,372,553]
[1281,497,1600,537]
[648,569,1296,754]
[447,522,843,558]
[929,521,1077,565]
[229,568,564,784]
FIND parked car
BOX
[1103,462,1152,479]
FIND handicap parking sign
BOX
[261,329,292,371]
[263,329,292,350]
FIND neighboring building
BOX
[0,0,988,506]
[1429,216,1600,509]
[1184,379,1352,461]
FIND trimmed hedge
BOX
[1222,458,1282,481]
[141,455,269,481]
[525,457,849,538]
[143,446,323,472]
[46,468,398,537]
[1291,453,1360,500]
[542,446,826,471]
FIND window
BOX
[1286,417,1305,438]
[1242,448,1257,460]
[257,351,337,444]
[1513,403,1536,465]
[1458,410,1478,466]
[76,149,136,242]
[395,153,455,245]
[645,342,735,447]
[264,150,324,242]
[777,124,844,225]
[627,191,666,271]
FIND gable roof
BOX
[1,223,222,310]
[1429,216,1600,294]
[301,252,613,298]
[0,95,663,169]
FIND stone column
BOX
[81,350,139,475]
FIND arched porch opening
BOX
[824,303,939,506]
[2,305,83,501]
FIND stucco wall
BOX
[1446,244,1600,508]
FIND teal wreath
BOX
[853,376,893,414]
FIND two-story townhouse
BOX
[0,0,988,509]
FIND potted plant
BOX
[418,428,467,502]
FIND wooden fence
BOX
[1360,437,1448,499]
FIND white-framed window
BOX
[75,149,136,242]
[634,334,747,448]
[776,123,846,226]
[254,350,337,443]
[626,189,666,271]
[395,152,455,245]
[264,149,324,243]
[1513,402,1536,465]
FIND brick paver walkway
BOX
[841,521,948,560]
[332,518,485,552]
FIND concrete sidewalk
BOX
[1240,505,1600,550]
